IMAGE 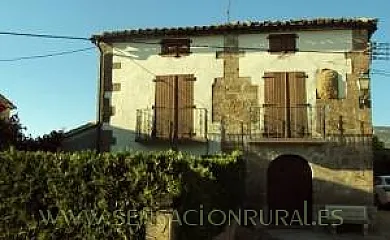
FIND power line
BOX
[113,39,380,54]
[114,47,210,109]
[1,30,387,55]
[372,69,390,74]
[0,31,91,41]
[372,72,390,77]
[0,47,95,62]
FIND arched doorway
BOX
[267,155,312,226]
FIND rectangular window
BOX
[268,34,297,53]
[153,74,195,139]
[160,38,191,56]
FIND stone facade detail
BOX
[98,42,116,152]
[314,29,372,136]
[316,69,339,99]
[243,140,374,225]
[212,35,259,133]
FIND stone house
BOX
[0,93,16,121]
[91,18,378,226]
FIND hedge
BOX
[0,149,244,239]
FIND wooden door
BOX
[154,75,174,139]
[177,75,195,138]
[288,72,308,137]
[267,155,312,225]
[263,72,307,138]
[263,72,286,137]
[154,75,195,139]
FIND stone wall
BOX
[316,29,372,135]
[243,140,374,224]
[212,35,258,133]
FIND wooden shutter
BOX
[178,75,195,138]
[283,34,297,52]
[263,72,286,137]
[288,72,308,137]
[154,76,174,139]
[268,34,297,52]
[268,35,283,53]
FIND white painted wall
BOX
[105,29,354,153]
[107,36,224,153]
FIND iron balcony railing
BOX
[248,105,326,139]
[135,107,208,142]
[220,105,372,145]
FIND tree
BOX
[373,135,385,151]
[0,114,25,150]
[0,113,64,152]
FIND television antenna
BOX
[226,0,231,23]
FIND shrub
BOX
[0,149,244,239]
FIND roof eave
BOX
[91,18,379,42]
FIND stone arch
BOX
[267,154,313,225]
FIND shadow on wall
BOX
[62,124,222,155]
[243,150,374,217]
[113,43,218,61]
[209,150,376,240]
[110,125,222,155]
[221,139,374,171]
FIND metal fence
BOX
[135,107,208,142]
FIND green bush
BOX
[0,149,244,239]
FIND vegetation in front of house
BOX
[0,149,244,239]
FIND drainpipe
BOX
[92,38,103,153]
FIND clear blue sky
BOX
[1,0,389,137]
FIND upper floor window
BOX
[268,34,297,53]
[160,38,191,57]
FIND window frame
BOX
[268,34,298,53]
[160,38,191,57]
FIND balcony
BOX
[221,105,372,146]
[248,105,324,140]
[135,107,208,143]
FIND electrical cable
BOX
[0,31,91,41]
[0,47,95,62]
[372,72,390,77]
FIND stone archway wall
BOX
[243,142,375,225]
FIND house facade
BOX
[92,18,378,226]
[0,93,16,121]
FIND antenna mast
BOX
[226,0,231,23]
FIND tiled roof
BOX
[0,93,16,109]
[91,17,378,42]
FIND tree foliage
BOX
[0,114,25,150]
[0,113,64,152]
[373,135,385,151]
